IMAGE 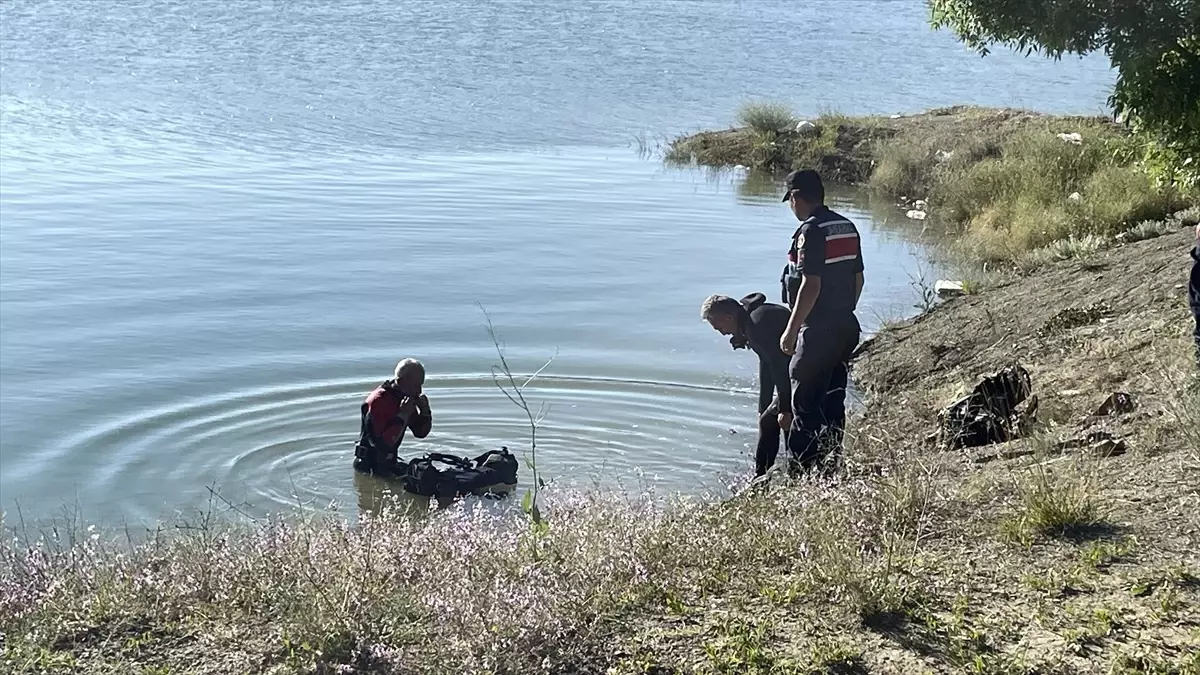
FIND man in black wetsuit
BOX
[702,292,793,476]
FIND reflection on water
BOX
[352,469,530,525]
[352,471,433,521]
[734,170,785,203]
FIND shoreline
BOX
[3,229,1197,673]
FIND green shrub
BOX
[1000,457,1105,545]
[1076,166,1188,236]
[940,128,1188,263]
[1123,219,1176,243]
[738,101,795,136]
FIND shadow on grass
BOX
[1056,520,1125,544]
[824,657,871,675]
[864,610,947,662]
[862,600,996,669]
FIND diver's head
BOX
[393,358,426,396]
[700,294,742,337]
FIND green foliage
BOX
[702,617,778,674]
[928,0,1200,189]
[959,279,982,295]
[869,123,1002,199]
[999,457,1105,545]
[798,638,866,674]
[939,128,1189,263]
[738,101,796,135]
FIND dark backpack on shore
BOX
[936,365,1035,449]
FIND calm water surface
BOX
[1,0,1114,522]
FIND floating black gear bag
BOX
[400,447,519,500]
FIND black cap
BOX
[782,169,824,202]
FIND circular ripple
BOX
[43,373,760,521]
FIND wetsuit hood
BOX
[729,293,768,350]
[740,292,768,313]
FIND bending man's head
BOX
[701,294,743,336]
[393,358,426,396]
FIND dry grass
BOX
[3,394,1195,674]
[1,451,942,675]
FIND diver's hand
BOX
[397,396,420,421]
[777,411,794,430]
[417,394,430,412]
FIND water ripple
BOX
[38,373,755,521]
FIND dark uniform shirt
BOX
[736,293,793,417]
[781,205,864,320]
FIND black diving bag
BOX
[400,447,519,500]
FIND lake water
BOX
[0,0,1114,523]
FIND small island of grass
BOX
[667,103,1197,266]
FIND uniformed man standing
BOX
[777,170,864,474]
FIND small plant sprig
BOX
[480,305,557,541]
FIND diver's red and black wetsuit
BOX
[354,380,432,474]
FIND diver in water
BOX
[354,358,432,476]
[701,293,794,477]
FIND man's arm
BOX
[757,359,773,415]
[781,274,821,354]
[768,352,792,417]
[853,272,864,308]
[780,224,825,354]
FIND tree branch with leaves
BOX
[929,0,1200,189]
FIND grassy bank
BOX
[666,104,1197,265]
[4,231,1200,674]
